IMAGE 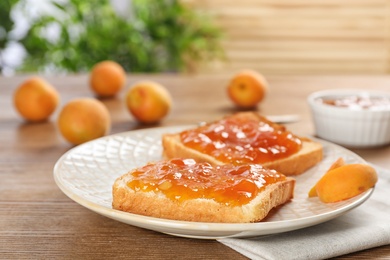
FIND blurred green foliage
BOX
[0,0,17,49]
[0,0,19,73]
[17,0,224,73]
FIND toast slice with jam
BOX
[162,112,323,176]
[112,158,295,223]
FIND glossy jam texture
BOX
[180,115,302,164]
[319,95,390,110]
[127,158,286,206]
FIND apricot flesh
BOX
[309,162,377,203]
[308,157,345,197]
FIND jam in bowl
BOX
[318,94,390,111]
[308,89,390,148]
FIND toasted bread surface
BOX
[112,160,295,223]
[162,112,323,176]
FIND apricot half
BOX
[308,157,345,197]
[309,162,377,203]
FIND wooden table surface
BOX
[1,74,389,259]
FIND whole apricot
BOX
[227,70,268,108]
[310,163,377,203]
[58,98,111,145]
[125,81,172,124]
[13,77,60,122]
[90,60,126,97]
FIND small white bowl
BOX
[307,89,390,148]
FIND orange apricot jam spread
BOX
[180,115,302,165]
[127,158,287,206]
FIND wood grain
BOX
[0,74,389,259]
[186,0,390,74]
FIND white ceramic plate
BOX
[53,125,374,239]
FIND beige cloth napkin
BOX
[219,165,390,260]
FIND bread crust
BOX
[162,112,323,176]
[112,170,295,223]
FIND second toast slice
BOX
[163,112,323,176]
